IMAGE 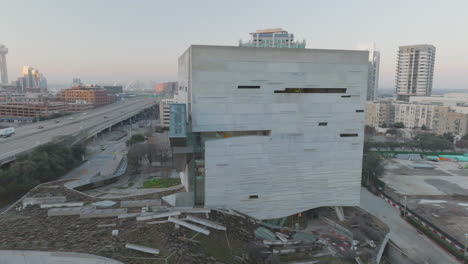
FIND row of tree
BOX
[380,122,405,129]
[362,142,385,190]
[0,142,85,201]
[367,133,455,152]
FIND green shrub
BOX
[0,142,86,201]
[126,134,145,146]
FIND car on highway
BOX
[38,126,44,129]
[68,117,74,120]
[55,120,60,123]
[104,116,108,118]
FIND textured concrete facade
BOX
[179,45,368,219]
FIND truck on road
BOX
[0,127,15,138]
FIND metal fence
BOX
[378,191,465,254]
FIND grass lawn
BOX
[143,178,181,188]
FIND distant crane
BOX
[125,80,136,90]
[112,80,136,90]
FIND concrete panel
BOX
[168,217,210,235]
[23,196,66,206]
[136,211,181,221]
[125,244,159,255]
[120,200,162,208]
[47,206,95,217]
[186,215,226,230]
[79,208,127,218]
[40,202,84,209]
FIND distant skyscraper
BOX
[17,65,47,92]
[239,28,306,48]
[38,74,47,90]
[395,44,436,101]
[357,43,380,101]
[72,78,83,87]
[0,44,8,84]
[156,82,177,96]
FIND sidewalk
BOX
[0,250,123,264]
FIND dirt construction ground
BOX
[382,157,468,243]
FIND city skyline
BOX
[1,0,467,89]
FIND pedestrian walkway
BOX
[360,188,458,264]
[0,250,123,264]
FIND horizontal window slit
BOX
[274,88,347,93]
[238,85,260,89]
[356,110,364,113]
[340,133,358,137]
[249,195,259,199]
[341,95,351,98]
[318,122,328,126]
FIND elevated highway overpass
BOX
[0,97,157,165]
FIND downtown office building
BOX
[171,45,368,220]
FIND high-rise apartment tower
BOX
[0,44,8,84]
[239,28,306,48]
[395,44,436,101]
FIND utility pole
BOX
[464,233,468,263]
[403,195,408,217]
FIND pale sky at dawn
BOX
[1,0,467,90]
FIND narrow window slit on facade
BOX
[318,122,328,126]
[274,88,347,93]
[249,195,259,199]
[341,95,351,98]
[238,85,260,89]
[355,110,364,112]
[340,133,358,137]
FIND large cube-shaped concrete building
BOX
[177,45,368,220]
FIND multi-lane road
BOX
[0,97,157,164]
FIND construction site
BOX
[0,115,391,263]
[382,153,468,247]
[0,177,390,264]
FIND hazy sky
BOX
[1,0,467,89]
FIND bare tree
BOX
[127,143,146,174]
[145,144,157,166]
[159,145,171,168]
